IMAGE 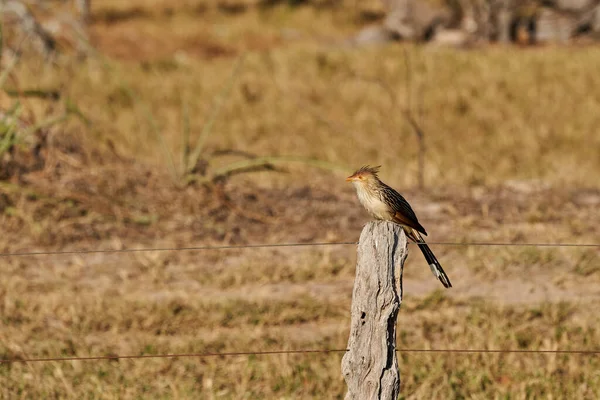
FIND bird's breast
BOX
[355,187,392,220]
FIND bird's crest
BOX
[353,165,381,178]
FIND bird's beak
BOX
[345,175,354,182]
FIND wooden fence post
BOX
[342,221,407,400]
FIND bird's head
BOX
[346,165,382,187]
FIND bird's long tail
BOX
[406,229,452,288]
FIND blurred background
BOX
[1,0,599,398]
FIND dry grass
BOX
[19,43,600,187]
[2,241,600,399]
[1,1,600,398]
[8,1,600,187]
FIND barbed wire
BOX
[0,240,598,258]
[2,347,600,364]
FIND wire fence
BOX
[0,240,598,258]
[1,238,598,366]
[3,348,600,364]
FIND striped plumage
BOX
[346,165,452,289]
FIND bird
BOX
[346,165,452,288]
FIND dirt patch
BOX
[2,131,599,311]
[90,20,238,61]
[2,132,598,251]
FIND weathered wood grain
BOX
[342,221,407,400]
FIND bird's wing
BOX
[392,211,428,235]
[383,184,428,235]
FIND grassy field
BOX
[1,1,600,398]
